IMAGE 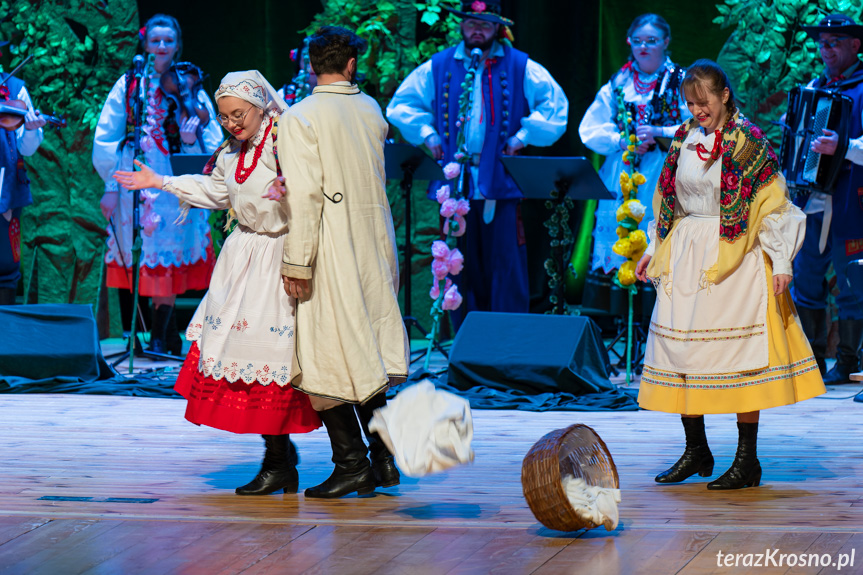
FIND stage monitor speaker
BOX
[0,304,109,382]
[446,312,613,396]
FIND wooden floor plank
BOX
[2,393,863,574]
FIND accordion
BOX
[779,86,852,195]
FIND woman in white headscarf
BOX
[114,70,321,496]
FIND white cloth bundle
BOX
[368,381,474,477]
[561,476,621,531]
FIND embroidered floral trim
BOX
[198,355,293,386]
[204,315,222,330]
[641,357,819,389]
[649,328,765,343]
[231,319,249,332]
[270,325,294,337]
[649,321,764,334]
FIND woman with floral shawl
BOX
[635,60,825,490]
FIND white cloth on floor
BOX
[561,475,621,531]
[368,381,474,477]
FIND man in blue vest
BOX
[792,14,863,384]
[0,66,46,305]
[387,0,568,329]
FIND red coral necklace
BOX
[695,130,723,162]
[235,118,273,183]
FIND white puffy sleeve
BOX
[15,85,43,157]
[578,81,621,156]
[515,59,568,147]
[759,202,806,277]
[162,149,230,210]
[386,60,437,146]
[92,75,129,192]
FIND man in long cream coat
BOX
[279,26,410,499]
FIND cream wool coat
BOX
[279,82,410,406]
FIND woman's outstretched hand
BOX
[263,176,286,201]
[113,159,164,190]
[635,253,652,283]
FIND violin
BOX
[159,62,210,143]
[0,99,66,131]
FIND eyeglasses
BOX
[216,105,254,127]
[818,37,851,49]
[463,20,496,33]
[629,36,663,47]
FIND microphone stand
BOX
[110,55,182,371]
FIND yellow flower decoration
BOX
[616,199,646,223]
[612,237,632,258]
[627,144,636,152]
[632,172,646,186]
[628,229,648,252]
[616,225,628,239]
[629,134,637,143]
[618,260,637,286]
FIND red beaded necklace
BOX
[632,70,658,95]
[695,129,723,162]
[235,118,273,184]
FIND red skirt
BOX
[107,245,215,297]
[174,342,321,435]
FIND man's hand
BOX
[24,109,47,131]
[424,133,443,160]
[504,136,524,156]
[773,273,792,296]
[811,129,839,155]
[180,117,200,145]
[282,276,311,300]
[636,125,656,145]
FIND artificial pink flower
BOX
[444,213,467,237]
[454,152,466,161]
[432,259,449,280]
[443,162,461,180]
[429,277,453,300]
[141,212,161,236]
[431,240,451,260]
[435,185,451,204]
[440,198,458,218]
[441,284,463,311]
[471,0,487,13]
[455,199,470,216]
[447,248,464,275]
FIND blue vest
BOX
[0,75,32,214]
[803,69,863,241]
[430,45,528,200]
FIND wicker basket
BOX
[521,424,619,532]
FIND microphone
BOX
[469,47,483,70]
[133,55,145,77]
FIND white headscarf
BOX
[214,70,288,114]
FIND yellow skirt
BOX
[638,258,825,414]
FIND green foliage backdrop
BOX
[1,0,138,335]
[715,0,863,144]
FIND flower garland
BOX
[424,55,479,363]
[612,88,648,289]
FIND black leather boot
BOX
[236,435,299,495]
[707,422,762,490]
[147,304,172,353]
[356,392,400,488]
[305,403,376,499]
[797,306,828,375]
[655,416,714,483]
[824,319,863,384]
[0,287,16,305]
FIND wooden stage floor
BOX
[2,390,863,574]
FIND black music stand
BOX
[170,154,211,176]
[385,143,448,357]
[502,156,613,314]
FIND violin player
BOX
[0,39,47,306]
[92,14,222,354]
